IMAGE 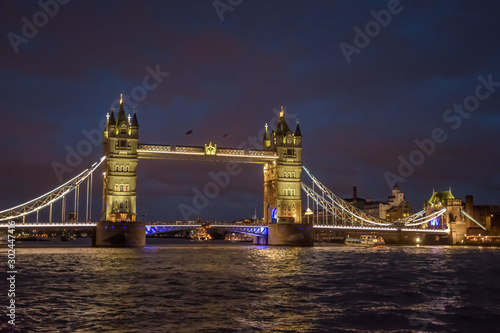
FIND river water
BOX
[2,240,500,332]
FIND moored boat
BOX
[345,235,385,246]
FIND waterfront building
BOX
[385,200,415,222]
[345,184,414,220]
[465,195,500,230]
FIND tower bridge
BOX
[0,96,472,247]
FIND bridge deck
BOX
[0,223,450,235]
[137,144,277,164]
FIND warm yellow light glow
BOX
[280,106,284,117]
[205,142,217,155]
[120,93,123,105]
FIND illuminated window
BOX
[125,185,129,192]
[120,185,124,192]
[115,185,119,191]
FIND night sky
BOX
[1,0,499,223]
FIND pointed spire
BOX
[116,94,127,126]
[131,108,139,127]
[276,107,291,136]
[108,107,116,126]
[294,119,302,137]
[263,123,270,142]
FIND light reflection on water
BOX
[2,242,500,332]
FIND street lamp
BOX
[305,207,313,224]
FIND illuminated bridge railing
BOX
[137,144,278,163]
[210,225,268,237]
[145,224,268,237]
[145,224,201,235]
[0,222,97,228]
[313,225,450,233]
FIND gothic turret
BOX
[130,108,139,137]
[115,96,128,135]
[294,120,301,137]
[131,109,139,127]
[109,110,116,125]
[294,120,302,146]
[263,123,271,149]
[276,106,292,137]
[108,109,116,132]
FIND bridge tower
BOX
[262,107,313,246]
[425,188,466,244]
[102,96,139,222]
[95,95,144,247]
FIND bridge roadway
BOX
[137,144,278,164]
[0,223,450,236]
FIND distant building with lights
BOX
[465,195,500,231]
[345,184,415,220]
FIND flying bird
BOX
[186,130,193,135]
[222,133,229,138]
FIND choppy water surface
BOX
[2,242,500,332]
